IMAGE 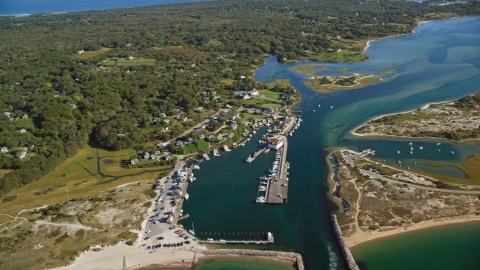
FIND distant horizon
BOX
[0,0,207,16]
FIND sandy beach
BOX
[345,216,480,248]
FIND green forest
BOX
[1,0,480,195]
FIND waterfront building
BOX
[268,138,284,150]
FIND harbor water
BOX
[181,16,480,269]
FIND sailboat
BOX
[189,223,195,236]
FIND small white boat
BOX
[185,193,189,200]
[451,151,454,154]
[193,164,200,170]
[330,106,333,109]
[246,155,254,163]
[397,151,400,154]
[419,146,423,150]
[436,143,441,145]
[189,230,195,236]
[409,142,413,145]
[256,196,266,203]
[397,160,402,164]
[410,151,413,154]
[267,232,273,241]
[318,104,321,107]
[258,186,266,192]
[313,110,315,112]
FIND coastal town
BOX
[2,0,480,269]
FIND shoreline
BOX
[347,216,480,249]
[350,99,457,138]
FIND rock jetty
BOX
[194,249,304,270]
[331,215,360,270]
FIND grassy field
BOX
[103,57,156,66]
[0,146,172,216]
[0,169,12,179]
[258,90,280,100]
[261,103,282,108]
[72,48,110,59]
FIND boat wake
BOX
[325,240,341,270]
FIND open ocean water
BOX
[0,0,205,15]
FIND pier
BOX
[266,135,289,204]
[198,238,274,245]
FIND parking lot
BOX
[140,174,196,251]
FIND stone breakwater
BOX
[194,249,304,270]
[331,215,360,270]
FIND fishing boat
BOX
[223,145,231,152]
[260,175,268,180]
[246,155,254,163]
[185,193,189,200]
[267,232,273,241]
[258,186,266,192]
[193,164,200,170]
[213,149,220,157]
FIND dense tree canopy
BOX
[0,0,479,194]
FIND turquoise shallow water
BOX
[181,16,480,269]
[351,222,480,270]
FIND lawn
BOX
[0,146,172,216]
[197,140,209,151]
[258,90,280,100]
[261,103,282,108]
[73,48,110,59]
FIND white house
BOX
[15,151,27,159]
[1,147,8,153]
[249,88,259,96]
[268,138,284,150]
[77,50,85,54]
[143,152,150,159]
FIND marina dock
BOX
[198,238,274,245]
[266,135,289,204]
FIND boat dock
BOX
[254,147,267,158]
[266,135,289,204]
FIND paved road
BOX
[342,151,480,195]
